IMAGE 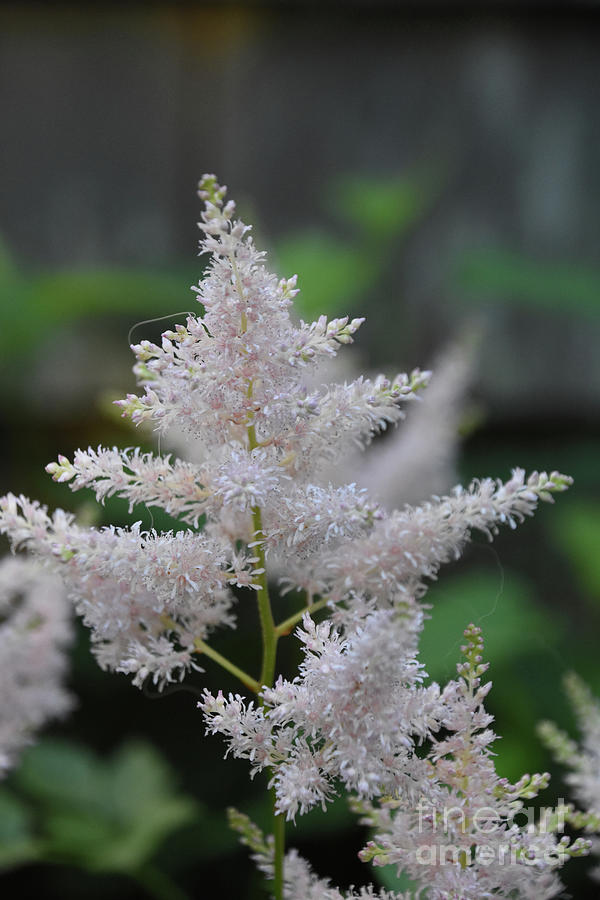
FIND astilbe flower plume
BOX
[202,608,442,821]
[0,557,73,775]
[0,175,581,897]
[358,626,590,900]
[228,807,407,900]
[339,333,477,509]
[0,174,433,691]
[539,673,600,879]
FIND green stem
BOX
[274,596,330,637]
[193,636,261,694]
[247,411,279,690]
[252,503,279,689]
[272,788,285,900]
[246,384,285,895]
[160,614,260,693]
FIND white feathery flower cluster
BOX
[539,674,600,817]
[0,174,583,897]
[286,313,367,364]
[268,482,383,561]
[281,851,404,900]
[0,557,73,776]
[200,692,277,775]
[214,447,285,511]
[117,635,203,690]
[228,808,405,900]
[46,446,214,526]
[0,493,237,685]
[0,176,434,692]
[356,335,475,508]
[290,468,571,602]
[116,177,378,460]
[358,626,590,900]
[275,371,430,481]
[538,674,600,879]
[203,609,443,821]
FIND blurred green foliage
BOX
[0,739,197,897]
[549,502,600,602]
[275,169,438,321]
[0,238,196,363]
[420,568,560,684]
[457,248,600,318]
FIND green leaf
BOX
[110,741,179,822]
[419,569,560,683]
[29,268,195,321]
[275,232,376,320]
[0,265,198,360]
[93,742,197,872]
[43,810,118,866]
[0,788,41,869]
[330,170,437,241]
[456,249,600,317]
[549,502,600,601]
[14,739,197,874]
[15,740,111,818]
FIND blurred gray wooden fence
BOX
[1,5,599,424]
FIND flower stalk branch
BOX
[193,636,261,695]
[274,596,330,637]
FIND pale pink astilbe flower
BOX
[356,334,477,508]
[228,808,407,900]
[47,446,215,527]
[539,673,600,817]
[199,694,337,819]
[0,556,73,775]
[117,634,203,690]
[269,335,473,585]
[117,174,429,488]
[213,446,287,511]
[279,849,406,900]
[277,370,431,480]
[199,691,282,777]
[288,467,571,603]
[0,494,237,688]
[266,482,384,562]
[359,626,590,900]
[0,175,431,690]
[116,174,375,456]
[538,673,600,880]
[202,609,443,821]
